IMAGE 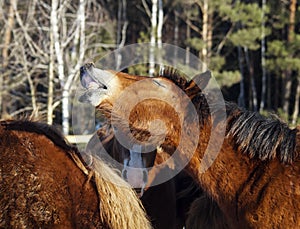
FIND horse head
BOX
[79,63,211,188]
[79,62,211,143]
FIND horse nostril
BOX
[80,63,95,78]
[80,66,86,77]
[121,169,128,180]
[142,169,148,183]
[134,188,143,196]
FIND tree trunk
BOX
[1,0,16,118]
[292,81,300,125]
[157,0,163,48]
[51,0,86,135]
[63,0,86,134]
[51,0,68,133]
[116,0,127,69]
[157,0,163,66]
[173,9,179,65]
[149,0,158,76]
[244,47,257,111]
[48,26,55,125]
[185,7,191,66]
[260,0,267,111]
[200,0,212,72]
[238,46,245,108]
[290,0,298,124]
[201,0,208,72]
[283,0,296,118]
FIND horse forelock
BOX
[226,104,298,163]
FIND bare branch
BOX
[141,0,151,18]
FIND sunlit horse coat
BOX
[0,120,151,228]
[79,63,300,228]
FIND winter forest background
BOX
[0,0,299,135]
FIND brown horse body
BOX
[79,63,300,228]
[0,120,151,228]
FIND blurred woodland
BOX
[0,0,300,135]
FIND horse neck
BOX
[184,122,259,211]
[188,121,298,227]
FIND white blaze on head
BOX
[122,144,148,192]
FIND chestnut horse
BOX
[79,63,300,228]
[85,123,203,229]
[0,120,151,228]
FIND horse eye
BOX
[152,79,166,88]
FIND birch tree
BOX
[282,0,296,117]
[149,0,158,76]
[290,0,299,124]
[148,0,163,76]
[260,0,267,112]
[199,0,212,72]
[157,0,163,49]
[116,0,128,69]
[1,0,17,118]
[50,0,86,134]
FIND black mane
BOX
[1,120,77,153]
[158,66,189,90]
[226,103,298,163]
[158,67,298,163]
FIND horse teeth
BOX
[88,82,99,90]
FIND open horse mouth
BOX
[79,63,118,106]
[80,63,107,90]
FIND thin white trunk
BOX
[260,0,267,112]
[48,25,54,125]
[116,0,127,69]
[157,0,163,67]
[201,0,208,72]
[157,0,163,48]
[51,0,64,85]
[292,82,300,125]
[174,9,179,64]
[185,10,191,65]
[51,0,67,132]
[283,0,297,117]
[149,0,158,76]
[63,0,86,135]
[1,0,16,117]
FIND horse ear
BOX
[185,70,211,97]
[191,70,211,90]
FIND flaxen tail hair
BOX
[88,156,152,229]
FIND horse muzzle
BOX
[122,166,148,197]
